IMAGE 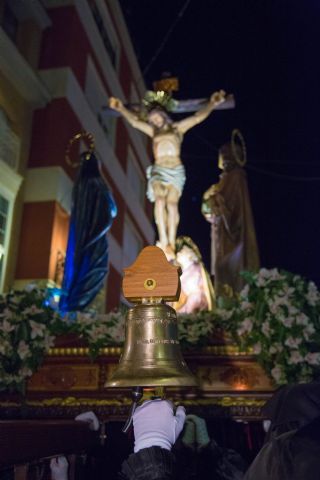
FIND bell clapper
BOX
[122,386,144,434]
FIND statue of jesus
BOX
[109,90,226,257]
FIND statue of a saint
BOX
[173,236,215,314]
[201,131,260,296]
[109,90,226,257]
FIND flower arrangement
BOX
[0,286,57,392]
[73,309,216,350]
[72,310,125,356]
[0,286,126,391]
[177,311,216,348]
[216,268,320,385]
[3,267,319,392]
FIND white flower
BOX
[23,305,44,316]
[284,336,302,348]
[288,350,304,365]
[29,320,46,339]
[295,313,310,326]
[8,296,20,304]
[281,316,294,328]
[256,277,266,287]
[261,321,272,337]
[257,268,283,286]
[19,367,33,378]
[269,342,283,354]
[268,268,283,280]
[1,319,15,333]
[77,312,96,326]
[306,281,319,306]
[216,308,234,321]
[271,365,283,383]
[253,342,262,354]
[279,286,295,297]
[24,284,38,292]
[240,301,253,312]
[0,339,11,355]
[305,352,320,365]
[303,323,316,340]
[43,332,55,350]
[1,308,13,319]
[237,318,253,336]
[240,284,250,299]
[17,341,30,360]
[287,305,298,316]
[268,301,281,315]
[88,324,110,341]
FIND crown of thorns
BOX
[142,90,178,113]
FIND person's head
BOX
[176,245,198,269]
[262,381,320,440]
[218,142,243,171]
[147,108,171,129]
[175,236,202,268]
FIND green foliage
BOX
[216,269,320,385]
[0,286,57,392]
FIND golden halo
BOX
[231,129,247,166]
[65,131,95,168]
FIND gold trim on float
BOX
[47,345,251,357]
[48,347,123,356]
[0,396,267,408]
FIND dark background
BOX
[120,0,320,284]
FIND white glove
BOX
[75,411,99,431]
[50,456,68,480]
[133,399,186,453]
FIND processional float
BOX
[105,245,197,431]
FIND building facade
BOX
[0,0,154,310]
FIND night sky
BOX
[119,0,320,284]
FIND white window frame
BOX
[0,108,21,171]
[0,159,22,291]
[122,215,143,269]
[127,146,145,207]
[85,56,116,147]
[92,0,120,72]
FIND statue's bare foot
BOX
[155,241,176,261]
[164,244,176,261]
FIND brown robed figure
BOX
[202,139,260,296]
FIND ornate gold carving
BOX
[28,365,100,391]
[197,363,272,391]
[220,366,260,390]
[48,346,122,357]
[47,345,251,357]
[0,396,267,409]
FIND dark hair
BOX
[147,108,171,125]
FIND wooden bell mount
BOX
[122,246,181,302]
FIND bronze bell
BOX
[105,246,197,388]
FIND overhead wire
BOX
[188,132,320,182]
[142,0,192,76]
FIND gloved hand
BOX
[185,414,210,449]
[182,417,196,449]
[75,411,99,431]
[133,399,186,453]
[50,456,68,480]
